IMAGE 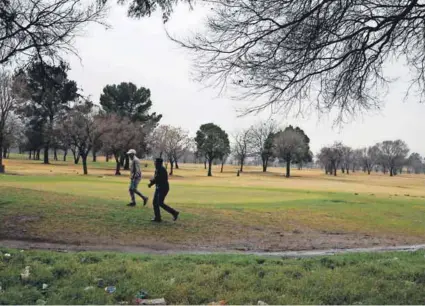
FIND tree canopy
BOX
[195,123,230,176]
[100,82,162,124]
[17,61,79,164]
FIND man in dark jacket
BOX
[148,158,179,222]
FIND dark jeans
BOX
[153,187,177,220]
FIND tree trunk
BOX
[81,154,88,175]
[106,154,109,162]
[262,157,268,172]
[43,145,49,164]
[390,167,394,177]
[29,150,32,160]
[115,154,121,175]
[334,166,337,176]
[240,157,244,172]
[124,155,130,170]
[2,146,7,159]
[120,154,125,167]
[221,160,224,173]
[0,136,3,170]
[92,150,97,162]
[207,159,213,176]
[346,167,350,175]
[204,160,207,170]
[286,159,291,178]
[341,167,345,174]
[169,159,174,176]
[72,149,80,164]
[367,168,371,175]
[175,159,179,169]
[54,148,58,161]
[63,149,67,162]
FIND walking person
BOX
[127,149,148,207]
[148,158,180,222]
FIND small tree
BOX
[100,115,147,175]
[59,102,106,175]
[340,146,353,174]
[273,128,307,178]
[407,153,423,174]
[195,123,230,177]
[250,120,277,172]
[318,143,344,176]
[377,140,409,176]
[361,146,380,175]
[0,70,17,172]
[233,128,253,173]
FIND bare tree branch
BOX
[168,0,425,123]
[0,0,108,68]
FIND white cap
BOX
[126,149,136,155]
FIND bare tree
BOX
[100,114,146,176]
[170,127,190,171]
[169,1,425,122]
[149,125,170,159]
[361,146,380,175]
[273,128,306,178]
[250,120,277,172]
[318,143,344,176]
[0,70,22,172]
[233,127,253,173]
[351,149,363,173]
[340,145,353,174]
[377,140,409,177]
[58,102,106,175]
[1,0,106,67]
[407,153,423,174]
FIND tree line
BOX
[1,62,424,178]
[317,141,424,177]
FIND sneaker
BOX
[127,202,136,207]
[151,218,162,222]
[143,197,149,206]
[173,212,180,221]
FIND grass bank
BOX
[1,248,425,305]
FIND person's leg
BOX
[158,189,179,218]
[133,178,148,205]
[152,189,162,221]
[128,180,136,206]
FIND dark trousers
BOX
[153,188,177,220]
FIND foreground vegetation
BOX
[1,248,425,305]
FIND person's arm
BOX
[148,169,158,187]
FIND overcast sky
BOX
[66,3,425,155]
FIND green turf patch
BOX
[0,248,424,304]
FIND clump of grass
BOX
[1,248,425,305]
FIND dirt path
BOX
[1,239,424,258]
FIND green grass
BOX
[1,171,425,249]
[1,248,425,305]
